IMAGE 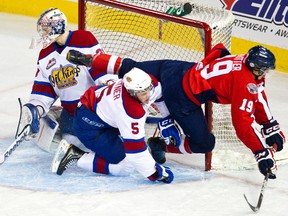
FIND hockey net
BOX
[78,0,287,171]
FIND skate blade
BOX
[51,139,70,173]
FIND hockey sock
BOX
[77,152,109,174]
[166,136,192,154]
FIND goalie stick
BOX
[243,173,270,213]
[0,98,30,165]
[0,126,30,165]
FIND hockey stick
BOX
[0,98,31,165]
[15,98,26,139]
[243,173,269,213]
[0,126,30,165]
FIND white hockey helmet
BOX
[37,8,67,48]
[123,68,153,97]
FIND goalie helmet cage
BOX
[78,0,250,171]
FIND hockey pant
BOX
[73,105,126,164]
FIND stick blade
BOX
[0,155,4,165]
[243,194,259,213]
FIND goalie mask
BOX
[34,8,67,49]
[123,68,153,99]
[245,45,275,78]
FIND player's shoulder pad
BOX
[68,30,98,47]
[202,43,230,65]
[122,88,145,119]
[149,74,159,86]
[80,85,103,110]
[211,43,231,57]
[38,44,56,60]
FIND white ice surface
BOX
[0,13,288,216]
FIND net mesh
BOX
[80,0,262,170]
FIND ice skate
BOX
[51,139,85,175]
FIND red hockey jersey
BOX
[182,44,273,153]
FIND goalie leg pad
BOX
[34,116,60,153]
[34,106,62,153]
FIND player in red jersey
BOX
[65,44,285,178]
[16,8,118,154]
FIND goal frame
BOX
[78,0,212,53]
[78,0,215,171]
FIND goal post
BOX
[77,0,239,171]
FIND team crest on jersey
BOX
[46,58,56,70]
[246,83,258,94]
[49,64,80,89]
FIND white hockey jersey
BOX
[28,30,108,116]
[80,77,164,177]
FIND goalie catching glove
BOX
[158,115,181,147]
[148,163,174,184]
[261,120,285,151]
[66,49,93,67]
[16,103,44,140]
[254,148,277,179]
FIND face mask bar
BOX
[252,65,275,80]
[37,17,66,38]
[254,67,269,76]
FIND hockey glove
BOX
[66,50,92,67]
[158,116,181,147]
[261,120,285,151]
[254,148,277,179]
[148,163,174,184]
[17,103,43,140]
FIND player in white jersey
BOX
[51,68,174,183]
[16,8,116,153]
